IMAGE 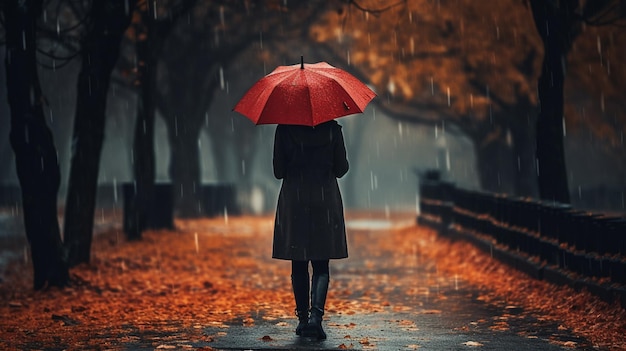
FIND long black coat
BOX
[272,120,349,261]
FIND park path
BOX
[1,211,623,350]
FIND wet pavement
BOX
[0,211,596,350]
[202,215,590,351]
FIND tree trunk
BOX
[64,0,135,266]
[126,38,158,240]
[509,118,538,198]
[3,0,69,289]
[529,0,573,204]
[473,130,517,195]
[167,115,202,217]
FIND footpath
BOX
[1,212,624,350]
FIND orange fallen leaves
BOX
[392,225,626,350]
[0,214,624,350]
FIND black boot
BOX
[292,272,309,335]
[302,273,329,340]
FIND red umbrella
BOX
[233,58,376,126]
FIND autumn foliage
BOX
[1,214,624,350]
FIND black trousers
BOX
[291,260,329,279]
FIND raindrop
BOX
[470,93,474,108]
[56,20,60,35]
[219,6,225,26]
[347,50,351,65]
[445,149,451,171]
[194,232,199,253]
[205,112,209,127]
[410,37,415,55]
[562,118,567,137]
[446,87,450,106]
[152,0,158,19]
[113,178,118,203]
[335,27,343,44]
[125,0,130,15]
[535,158,540,176]
[223,208,229,224]
[174,115,178,136]
[22,31,26,50]
[219,66,225,90]
[387,80,396,95]
[241,160,246,175]
[600,92,605,112]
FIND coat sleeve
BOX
[273,126,286,179]
[333,127,349,178]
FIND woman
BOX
[272,119,349,340]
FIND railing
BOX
[418,176,626,308]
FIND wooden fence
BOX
[418,176,626,308]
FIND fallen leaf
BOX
[462,341,484,347]
[51,314,80,326]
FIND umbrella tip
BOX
[300,56,304,69]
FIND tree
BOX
[156,1,335,217]
[311,0,626,201]
[528,0,626,203]
[2,0,69,289]
[311,0,544,196]
[124,0,197,239]
[63,0,136,265]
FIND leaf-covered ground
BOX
[0,213,624,350]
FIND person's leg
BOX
[303,260,330,339]
[291,260,310,335]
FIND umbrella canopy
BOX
[233,58,376,126]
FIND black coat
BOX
[272,120,349,261]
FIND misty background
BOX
[2,50,623,215]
